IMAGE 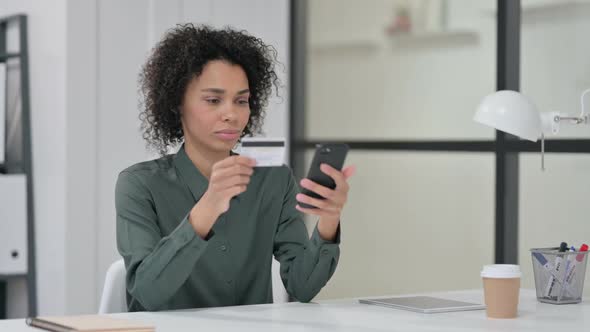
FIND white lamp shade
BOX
[474,90,541,142]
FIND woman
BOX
[116,24,355,312]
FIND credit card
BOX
[238,138,286,167]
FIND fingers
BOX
[223,184,248,198]
[203,156,256,215]
[297,164,356,218]
[213,164,254,180]
[211,174,251,191]
[214,155,256,170]
[300,178,336,200]
[296,193,341,211]
[342,165,356,180]
[296,204,340,218]
[211,156,256,187]
[320,164,349,191]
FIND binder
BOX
[0,174,27,275]
[0,62,5,165]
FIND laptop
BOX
[359,296,486,314]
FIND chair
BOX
[98,257,289,313]
[271,258,289,303]
[98,259,127,313]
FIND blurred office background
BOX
[1,0,590,319]
[301,0,590,302]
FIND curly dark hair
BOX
[139,24,281,155]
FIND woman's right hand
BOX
[202,155,256,214]
[189,156,256,238]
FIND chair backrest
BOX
[271,258,289,303]
[98,257,289,312]
[98,259,127,314]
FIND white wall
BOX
[94,1,157,308]
[3,0,289,317]
[65,0,99,315]
[1,0,68,317]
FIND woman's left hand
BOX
[296,164,356,222]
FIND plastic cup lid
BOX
[481,264,522,278]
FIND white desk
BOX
[2,289,589,331]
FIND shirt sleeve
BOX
[115,171,212,311]
[272,168,341,302]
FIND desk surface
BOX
[2,289,589,331]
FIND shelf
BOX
[389,30,478,49]
[0,14,35,318]
[310,39,380,54]
[309,30,478,53]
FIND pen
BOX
[564,246,576,276]
[559,246,577,300]
[544,242,568,298]
[558,244,589,300]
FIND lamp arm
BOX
[539,88,590,171]
[544,89,590,130]
[556,115,585,124]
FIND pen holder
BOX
[530,248,588,304]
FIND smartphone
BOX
[299,143,349,209]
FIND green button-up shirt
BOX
[115,146,340,311]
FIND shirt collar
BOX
[173,144,209,202]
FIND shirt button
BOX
[227,279,233,284]
[220,245,227,251]
[322,249,330,255]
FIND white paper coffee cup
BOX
[481,264,521,319]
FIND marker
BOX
[544,242,568,298]
[532,252,554,271]
[576,244,588,262]
[560,246,577,300]
[559,242,569,251]
[559,244,589,300]
[564,246,576,276]
[532,251,563,290]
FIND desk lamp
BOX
[473,89,590,170]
